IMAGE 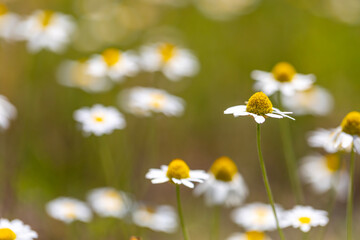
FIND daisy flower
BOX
[146,159,208,188]
[87,187,130,218]
[227,231,271,240]
[0,219,38,240]
[132,204,177,233]
[251,62,315,96]
[194,156,248,207]
[74,104,126,136]
[224,92,294,124]
[120,87,185,117]
[0,4,21,41]
[0,95,17,130]
[87,48,139,82]
[140,42,199,81]
[282,206,328,232]
[307,128,350,153]
[18,10,75,53]
[46,197,92,223]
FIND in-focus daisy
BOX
[18,10,75,53]
[0,4,21,41]
[132,204,177,233]
[307,128,351,153]
[0,95,17,130]
[87,187,130,218]
[227,231,271,240]
[282,206,328,232]
[87,48,139,82]
[0,219,38,240]
[120,87,185,117]
[251,62,315,96]
[194,156,248,207]
[74,104,126,136]
[224,92,294,124]
[46,197,92,223]
[231,203,285,231]
[146,159,208,188]
[140,42,199,81]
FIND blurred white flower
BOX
[74,104,126,136]
[132,204,177,233]
[227,231,271,240]
[0,4,21,41]
[140,42,199,81]
[0,218,38,240]
[194,156,248,207]
[0,95,16,131]
[251,62,315,96]
[120,87,185,117]
[46,197,92,223]
[87,187,130,218]
[87,48,139,82]
[307,128,350,153]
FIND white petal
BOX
[254,115,265,124]
[266,113,283,118]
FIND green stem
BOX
[302,231,309,240]
[176,185,190,240]
[346,145,356,240]
[211,206,221,240]
[256,124,285,240]
[99,137,115,186]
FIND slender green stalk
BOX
[346,145,356,240]
[99,137,115,186]
[211,206,221,240]
[176,185,190,240]
[302,232,309,240]
[256,124,285,240]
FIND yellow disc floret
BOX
[246,92,273,116]
[272,62,296,82]
[299,217,311,224]
[102,48,122,67]
[159,43,176,63]
[0,4,8,16]
[0,228,16,240]
[245,231,265,240]
[40,10,54,28]
[166,159,190,180]
[150,93,165,109]
[341,111,360,136]
[210,156,238,182]
[325,154,341,172]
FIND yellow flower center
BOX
[150,93,165,109]
[0,4,8,16]
[166,159,190,180]
[159,43,176,63]
[299,217,311,224]
[341,111,360,136]
[94,115,104,122]
[210,156,238,182]
[272,62,296,82]
[246,92,273,116]
[0,228,16,240]
[64,203,76,219]
[40,10,54,28]
[130,237,141,240]
[325,154,341,172]
[102,48,122,67]
[245,231,265,240]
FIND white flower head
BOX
[87,187,131,218]
[120,87,185,117]
[307,128,350,153]
[224,92,294,124]
[46,197,92,223]
[87,48,139,82]
[231,202,284,231]
[282,205,328,232]
[0,219,38,240]
[0,95,17,131]
[227,231,271,240]
[132,204,178,233]
[194,156,248,207]
[0,4,21,41]
[251,62,315,96]
[74,104,126,136]
[146,159,209,188]
[140,42,199,81]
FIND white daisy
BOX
[18,10,75,53]
[194,156,248,207]
[74,104,126,136]
[87,187,130,218]
[282,205,328,232]
[120,87,185,117]
[0,218,38,240]
[307,128,350,153]
[224,92,294,124]
[0,95,17,130]
[0,4,21,41]
[227,231,271,240]
[87,48,139,82]
[146,159,209,188]
[132,204,177,233]
[251,62,315,96]
[140,42,199,81]
[46,197,92,223]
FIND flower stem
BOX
[211,206,221,240]
[346,145,356,240]
[176,185,190,240]
[99,137,115,186]
[256,124,286,240]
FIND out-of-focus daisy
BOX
[129,237,141,240]
[0,4,20,41]
[46,197,92,223]
[132,204,177,233]
[251,62,315,96]
[74,104,126,136]
[0,218,38,240]
[57,59,112,93]
[146,159,208,188]
[87,48,139,82]
[140,42,199,81]
[87,187,130,218]
[282,206,328,232]
[281,86,333,116]
[0,95,17,131]
[307,128,351,153]
[224,92,294,124]
[120,87,185,117]
[194,156,248,207]
[18,10,75,53]
[227,231,271,240]
[231,203,284,231]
